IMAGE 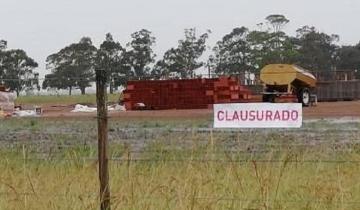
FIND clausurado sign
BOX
[214,103,302,128]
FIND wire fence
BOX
[4,157,360,164]
[1,71,360,208]
[1,125,360,208]
[1,126,360,164]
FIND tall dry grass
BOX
[1,143,360,210]
[1,118,360,209]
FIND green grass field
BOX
[1,118,360,209]
[2,151,360,210]
[15,94,121,106]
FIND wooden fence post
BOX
[96,68,111,210]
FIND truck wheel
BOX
[299,88,310,107]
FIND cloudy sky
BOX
[1,0,360,76]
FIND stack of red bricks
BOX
[123,76,253,110]
[210,76,252,104]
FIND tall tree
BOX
[247,30,299,69]
[153,28,210,78]
[211,15,295,75]
[0,49,39,96]
[211,27,252,75]
[337,43,360,78]
[265,14,290,33]
[0,40,6,79]
[337,43,360,69]
[151,48,183,78]
[97,33,129,93]
[127,29,156,79]
[295,26,339,71]
[247,30,272,69]
[151,58,172,79]
[266,14,290,49]
[44,37,97,95]
[0,40,7,51]
[245,14,297,69]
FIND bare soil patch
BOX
[38,101,360,120]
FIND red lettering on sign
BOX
[214,104,301,128]
[291,110,299,121]
[226,111,232,121]
[257,111,264,121]
[266,110,272,121]
[217,111,224,121]
[249,110,256,121]
[240,111,248,121]
[282,110,290,121]
[274,111,281,120]
[233,111,239,121]
[217,108,299,123]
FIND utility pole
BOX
[96,68,111,210]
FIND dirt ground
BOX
[39,100,360,119]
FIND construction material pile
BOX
[123,76,253,110]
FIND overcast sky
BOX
[1,0,360,77]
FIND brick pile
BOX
[123,76,253,110]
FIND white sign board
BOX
[214,103,302,128]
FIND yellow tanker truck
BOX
[260,64,317,106]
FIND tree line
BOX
[1,14,360,95]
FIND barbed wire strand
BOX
[3,157,360,164]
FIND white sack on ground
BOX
[71,104,97,113]
[136,103,145,107]
[13,110,37,117]
[108,104,126,111]
[71,104,126,112]
[71,104,126,113]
